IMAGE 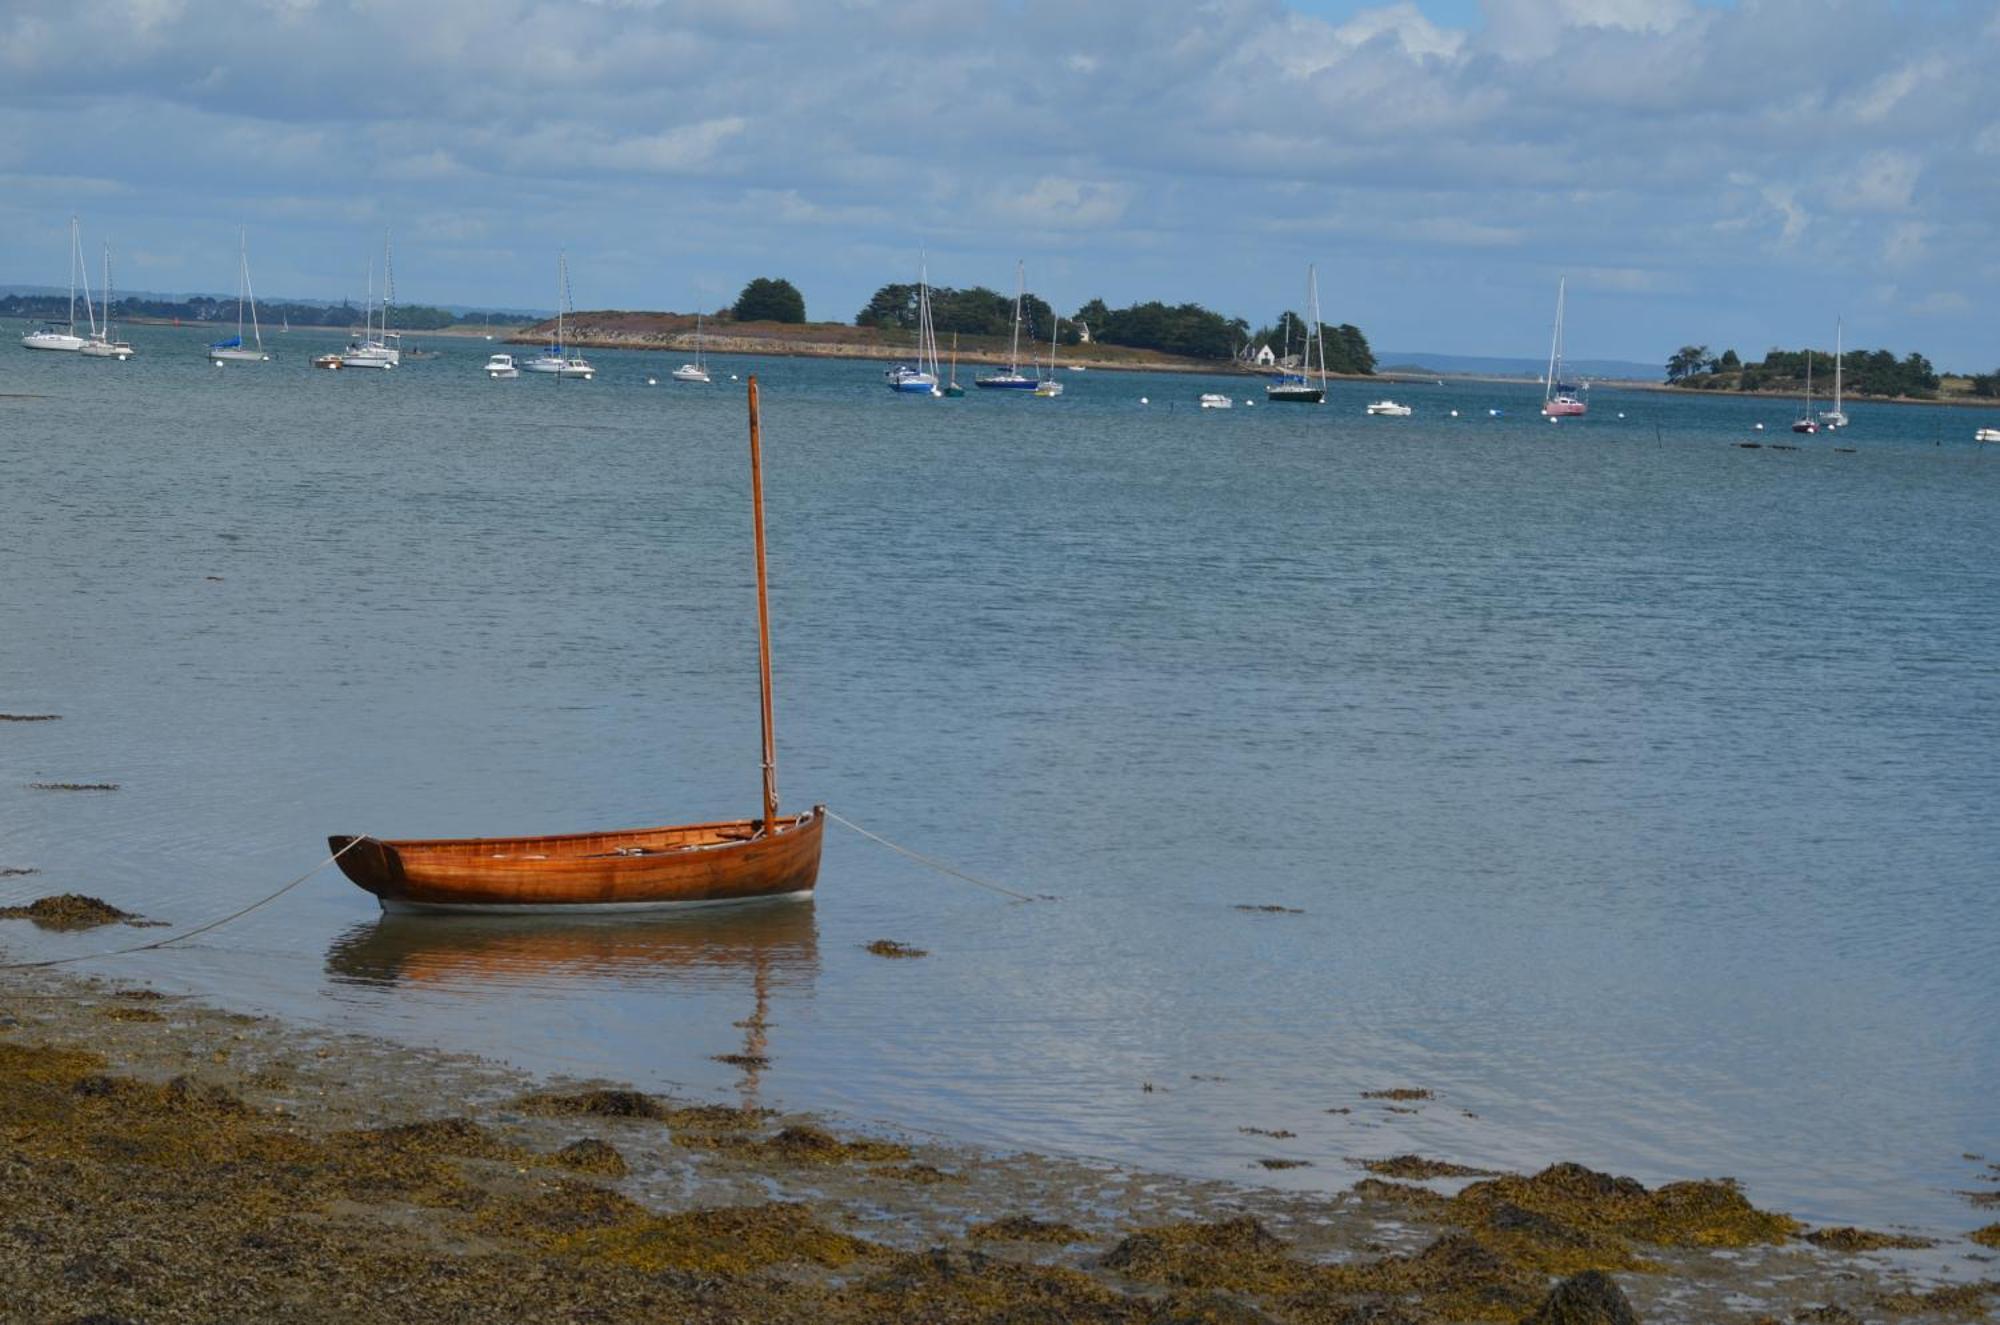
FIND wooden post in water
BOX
[747,376,780,834]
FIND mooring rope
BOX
[0,836,367,972]
[824,809,1051,903]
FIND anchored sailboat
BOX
[1791,351,1818,435]
[78,243,134,360]
[342,235,402,369]
[1034,316,1064,397]
[21,217,87,352]
[944,332,965,397]
[884,256,942,395]
[209,229,272,363]
[329,376,824,913]
[525,252,594,379]
[1267,263,1328,403]
[1542,277,1585,417]
[1819,319,1848,431]
[975,260,1037,389]
[672,307,711,383]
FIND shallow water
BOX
[4,324,1997,1234]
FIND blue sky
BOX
[2,0,1995,369]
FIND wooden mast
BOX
[747,376,780,834]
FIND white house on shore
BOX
[1251,344,1276,367]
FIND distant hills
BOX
[1377,351,1661,381]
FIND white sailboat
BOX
[1819,318,1848,430]
[672,307,711,383]
[78,242,134,360]
[209,229,271,363]
[975,260,1036,389]
[342,235,402,369]
[21,217,87,351]
[525,252,594,379]
[1034,315,1064,397]
[884,256,941,394]
[1542,276,1585,417]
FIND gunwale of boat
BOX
[348,811,818,861]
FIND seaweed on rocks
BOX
[864,939,927,958]
[554,1138,628,1177]
[1355,1155,1497,1181]
[555,1202,876,1275]
[517,1088,667,1119]
[1970,1223,2000,1248]
[1517,1269,1639,1324]
[1871,1282,1996,1315]
[677,1123,911,1167]
[1804,1226,1936,1251]
[969,1214,1090,1244]
[1101,1216,1309,1295]
[0,894,143,930]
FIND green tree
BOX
[733,277,806,324]
[1666,345,1710,382]
[1719,348,1741,371]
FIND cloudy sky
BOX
[3,0,1996,368]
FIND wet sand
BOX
[2,965,1993,1323]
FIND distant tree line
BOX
[848,281,1374,369]
[0,292,533,332]
[1667,343,1941,398]
[856,284,1064,342]
[1250,309,1376,375]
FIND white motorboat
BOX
[484,353,519,379]
[208,229,272,363]
[1976,428,2000,444]
[1365,399,1412,416]
[20,217,86,352]
[1199,393,1233,409]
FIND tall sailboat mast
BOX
[1545,276,1565,408]
[68,217,80,334]
[746,376,780,833]
[1009,259,1024,374]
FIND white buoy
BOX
[647,377,657,386]
[1140,396,1149,405]
[1449,409,1459,418]
[1753,422,1765,431]
[1549,415,1560,424]
[1617,412,1626,419]
[731,374,740,381]
[1488,408,1501,417]
[1244,400,1254,407]
[212,360,223,368]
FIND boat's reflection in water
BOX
[324,901,819,1106]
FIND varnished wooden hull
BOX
[329,807,823,913]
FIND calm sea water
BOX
[4,324,1996,1234]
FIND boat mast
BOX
[746,376,780,833]
[1308,263,1326,394]
[79,230,98,338]
[1545,277,1564,405]
[1833,317,1842,418]
[556,252,567,356]
[244,232,263,351]
[1009,260,1024,374]
[67,217,79,334]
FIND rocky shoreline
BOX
[2,961,1993,1323]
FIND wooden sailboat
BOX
[330,376,825,913]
